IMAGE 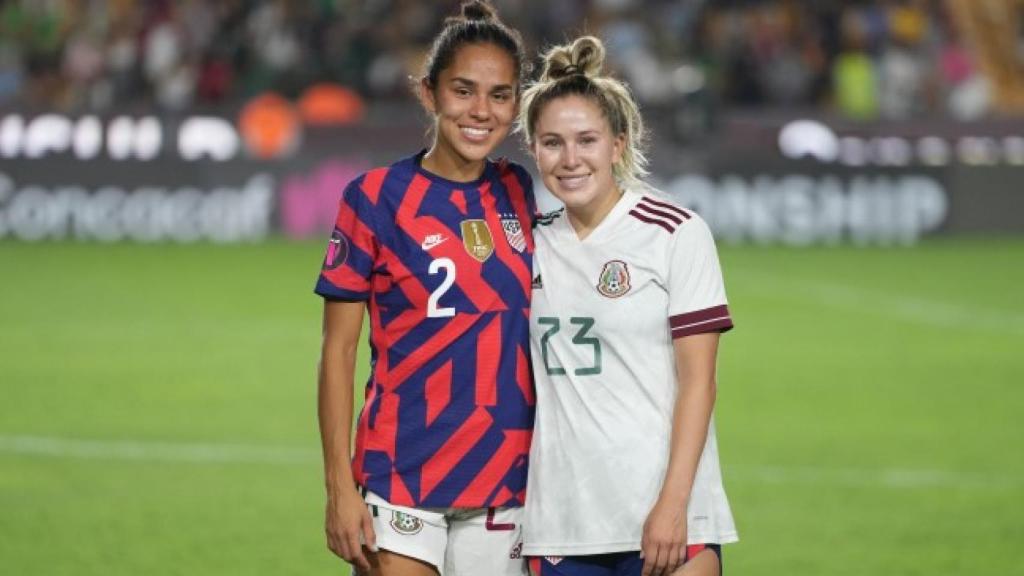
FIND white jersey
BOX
[522,187,738,556]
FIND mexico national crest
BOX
[501,216,526,252]
[390,511,423,535]
[461,219,494,262]
[597,260,631,298]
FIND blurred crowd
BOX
[0,0,1021,120]
[692,0,1024,120]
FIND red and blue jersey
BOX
[315,151,536,509]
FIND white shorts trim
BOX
[362,490,527,576]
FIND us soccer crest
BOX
[390,511,423,535]
[596,260,631,298]
[500,214,526,253]
[461,219,494,262]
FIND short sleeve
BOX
[314,177,380,300]
[666,213,734,339]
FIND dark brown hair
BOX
[421,1,527,91]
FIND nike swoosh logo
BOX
[421,236,448,250]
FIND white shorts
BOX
[362,490,527,576]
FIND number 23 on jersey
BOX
[537,316,602,376]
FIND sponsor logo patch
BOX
[323,229,349,270]
[596,260,631,298]
[531,274,543,289]
[389,511,423,535]
[545,556,564,566]
[500,214,526,252]
[461,219,494,262]
[509,542,522,559]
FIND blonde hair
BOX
[518,36,649,186]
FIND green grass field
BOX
[2,239,1022,575]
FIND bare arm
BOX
[642,332,721,576]
[319,299,375,572]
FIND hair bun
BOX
[461,0,496,22]
[541,35,606,82]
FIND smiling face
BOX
[420,42,517,179]
[532,94,624,223]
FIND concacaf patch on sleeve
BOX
[322,229,349,270]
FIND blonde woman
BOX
[518,36,738,576]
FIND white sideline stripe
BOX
[2,435,1020,490]
[0,435,319,465]
[727,464,1023,490]
[739,271,1024,335]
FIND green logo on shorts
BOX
[390,511,423,535]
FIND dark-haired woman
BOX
[315,2,535,575]
[518,36,738,576]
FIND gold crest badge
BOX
[461,219,494,262]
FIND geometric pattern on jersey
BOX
[523,187,738,555]
[315,151,537,508]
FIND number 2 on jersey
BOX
[537,316,602,376]
[427,258,456,318]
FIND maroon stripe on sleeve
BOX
[635,201,684,225]
[642,195,691,219]
[629,209,676,233]
[670,305,730,328]
[671,317,734,339]
[669,305,733,338]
